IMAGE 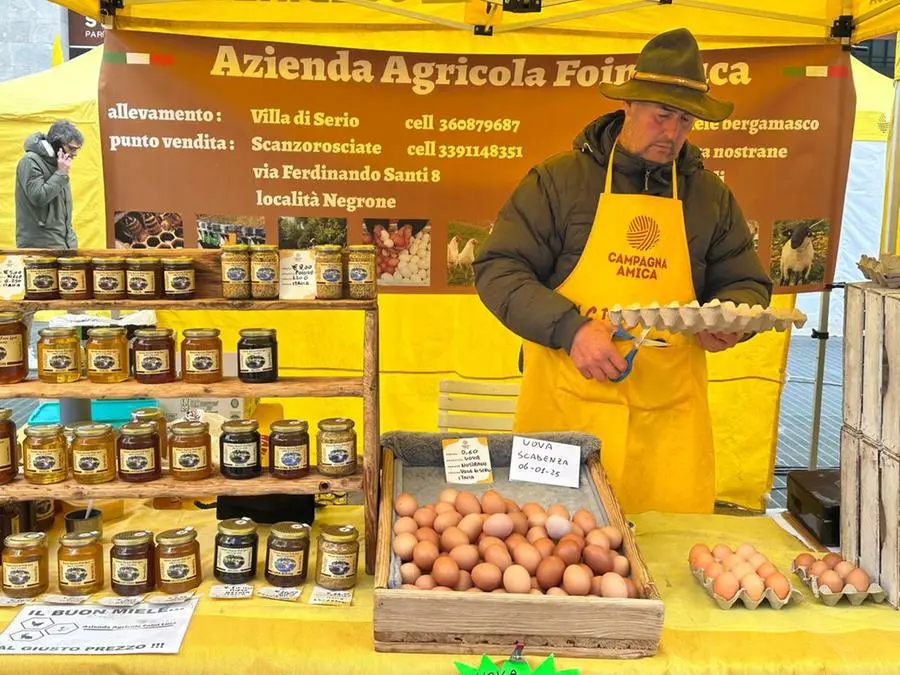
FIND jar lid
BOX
[270,521,310,541]
[156,527,198,546]
[92,257,125,265]
[249,244,278,252]
[134,328,174,339]
[0,408,11,421]
[127,257,161,266]
[183,328,220,338]
[24,423,62,437]
[131,407,163,422]
[170,421,209,436]
[162,257,193,266]
[221,419,259,434]
[119,421,157,437]
[0,311,25,325]
[87,327,126,338]
[239,328,276,338]
[39,327,77,338]
[320,524,358,544]
[59,531,100,548]
[74,423,113,438]
[271,419,309,433]
[222,244,249,252]
[23,255,57,264]
[217,517,257,536]
[112,530,154,547]
[59,256,91,265]
[318,417,355,431]
[4,532,47,548]
[315,245,342,253]
[64,420,92,433]
[348,245,376,252]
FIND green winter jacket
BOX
[15,132,77,249]
[473,111,772,354]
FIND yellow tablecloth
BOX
[2,504,900,674]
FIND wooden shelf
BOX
[0,376,363,399]
[0,298,376,312]
[0,469,363,503]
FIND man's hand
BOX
[696,331,741,352]
[570,320,628,382]
[57,149,73,175]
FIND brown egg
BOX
[393,516,418,536]
[818,570,844,594]
[504,499,521,513]
[793,552,815,569]
[689,543,711,566]
[845,567,871,592]
[756,562,778,580]
[394,492,418,517]
[530,576,540,589]
[529,588,544,596]
[547,587,568,596]
[740,573,765,602]
[822,552,843,569]
[583,545,615,575]
[439,488,459,504]
[572,509,597,534]
[599,572,629,598]
[834,560,856,579]
[481,490,507,515]
[413,507,437,529]
[440,526,470,552]
[562,564,592,596]
[512,542,542,575]
[533,538,556,559]
[555,539,582,566]
[449,544,480,572]
[704,561,725,582]
[458,513,484,542]
[400,562,421,584]
[570,523,585,538]
[392,532,418,561]
[503,564,532,594]
[484,544,513,572]
[536,555,566,590]
[432,555,461,588]
[612,555,630,577]
[505,533,528,553]
[722,553,744,572]
[764,572,791,600]
[521,502,544,518]
[747,553,769,571]
[712,571,740,600]
[559,533,585,552]
[433,586,453,592]
[600,525,623,550]
[712,543,732,561]
[471,562,502,591]
[527,512,548,528]
[689,551,712,572]
[731,562,755,583]
[434,511,463,534]
[545,515,572,541]
[455,492,482,516]
[435,502,456,515]
[578,563,593,578]
[547,504,570,520]
[624,578,639,598]
[477,536,505,557]
[415,574,437,589]
[466,587,483,593]
[585,529,611,550]
[483,514,515,539]
[415,527,440,547]
[735,543,756,560]
[808,561,829,578]
[527,526,548,544]
[412,540,440,572]
[491,588,507,594]
[401,583,417,589]
[509,512,529,536]
[590,575,604,596]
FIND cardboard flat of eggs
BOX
[689,564,802,610]
[608,300,807,334]
[858,253,900,288]
[791,563,887,607]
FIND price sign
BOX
[442,437,493,484]
[279,249,316,299]
[208,584,254,600]
[308,586,353,606]
[508,436,581,489]
[257,586,303,602]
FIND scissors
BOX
[609,326,669,383]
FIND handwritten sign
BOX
[279,249,316,299]
[509,436,581,489]
[147,591,196,605]
[0,256,25,301]
[98,595,145,607]
[442,437,493,485]
[257,586,302,602]
[42,595,91,605]
[308,586,353,606]
[208,584,254,600]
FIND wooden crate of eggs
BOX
[373,432,664,659]
[791,552,886,606]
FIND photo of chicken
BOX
[362,219,431,286]
[769,218,830,288]
[447,220,490,286]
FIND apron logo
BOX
[607,251,667,280]
[627,215,660,251]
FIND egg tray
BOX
[857,254,900,289]
[791,563,887,606]
[608,300,807,334]
[689,565,802,610]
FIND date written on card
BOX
[509,436,581,489]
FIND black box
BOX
[786,469,840,548]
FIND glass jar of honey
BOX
[117,421,161,482]
[34,499,55,531]
[72,423,116,484]
[57,531,104,596]
[237,328,277,384]
[86,327,128,383]
[315,525,359,590]
[23,424,67,484]
[156,527,202,593]
[58,257,92,301]
[2,532,49,598]
[221,244,250,300]
[0,408,17,485]
[63,420,91,473]
[131,407,168,464]
[162,258,196,300]
[181,328,222,384]
[316,418,358,477]
[92,258,126,300]
[111,530,156,596]
[126,257,163,300]
[220,420,261,480]
[23,255,60,301]
[37,327,81,383]
[0,311,28,385]
[214,518,259,585]
[169,421,212,481]
[132,328,176,384]
[265,522,310,587]
[269,420,310,479]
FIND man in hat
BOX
[473,28,772,515]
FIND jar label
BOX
[348,261,375,284]
[127,269,157,294]
[320,441,355,467]
[35,500,54,519]
[135,349,170,375]
[73,446,110,474]
[238,347,273,374]
[112,557,148,585]
[268,550,305,578]
[119,446,156,474]
[26,270,58,292]
[251,260,278,284]
[223,442,258,468]
[3,561,41,589]
[41,346,79,373]
[223,261,250,284]
[318,551,357,580]
[165,269,195,293]
[59,559,97,588]
[0,437,11,469]
[216,546,254,574]
[27,446,63,474]
[94,270,125,294]
[171,446,208,473]
[0,334,24,368]
[274,444,308,471]
[160,555,198,583]
[185,349,220,374]
[59,269,87,293]
[88,348,123,373]
[317,263,342,285]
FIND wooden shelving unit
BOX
[0,247,381,575]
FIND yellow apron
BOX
[512,145,715,514]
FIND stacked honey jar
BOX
[0,517,360,599]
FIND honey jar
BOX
[34,500,55,531]
[63,420,91,472]
[220,419,261,480]
[162,258,196,300]
[221,244,251,300]
[0,311,28,385]
[181,328,222,384]
[86,327,128,383]
[237,328,277,384]
[265,522,310,587]
[214,517,258,585]
[126,257,163,299]
[23,255,59,300]
[249,244,279,299]
[315,245,343,299]
[22,424,67,484]
[156,527,202,593]
[58,256,92,301]
[169,421,212,481]
[92,257,126,300]
[72,423,116,484]
[269,419,310,479]
[2,532,49,598]
[117,421,161,482]
[37,327,81,383]
[315,525,359,590]
[57,531,104,596]
[316,418,358,477]
[131,407,168,464]
[132,328,176,384]
[0,408,18,485]
[346,245,377,300]
[111,530,156,596]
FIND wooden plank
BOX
[880,449,900,607]
[862,287,885,442]
[362,308,380,576]
[439,381,521,397]
[438,412,514,432]
[860,439,882,581]
[843,284,864,430]
[438,394,517,414]
[0,376,363,399]
[374,448,396,590]
[884,295,900,455]
[0,468,362,503]
[840,426,861,564]
[373,637,657,659]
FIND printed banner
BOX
[98,31,854,294]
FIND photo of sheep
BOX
[769,218,830,288]
[278,217,347,249]
[114,211,184,249]
[447,220,491,286]
[196,214,266,248]
[362,219,431,286]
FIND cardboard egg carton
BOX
[689,564,802,609]
[609,300,806,334]
[857,254,900,289]
[791,563,887,607]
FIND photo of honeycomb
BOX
[114,211,185,249]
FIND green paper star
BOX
[454,653,580,675]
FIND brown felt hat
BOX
[600,28,734,122]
